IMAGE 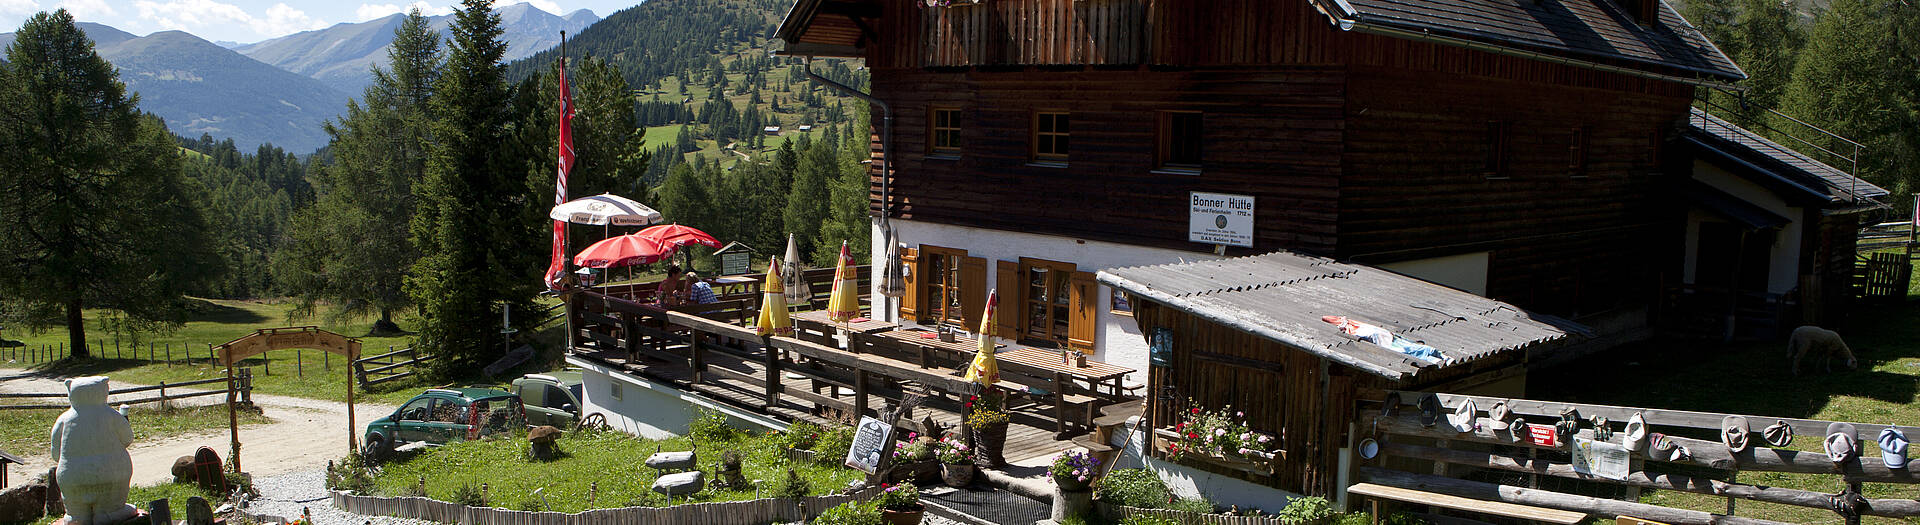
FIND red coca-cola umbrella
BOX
[636,224,722,250]
[573,234,671,269]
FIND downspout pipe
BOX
[805,57,891,226]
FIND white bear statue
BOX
[50,376,136,525]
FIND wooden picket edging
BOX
[1095,501,1330,525]
[329,486,879,525]
[0,375,252,410]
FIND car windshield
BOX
[474,397,526,433]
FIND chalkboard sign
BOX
[721,251,751,276]
[844,416,894,474]
[1150,327,1173,368]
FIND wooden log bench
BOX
[1347,483,1585,525]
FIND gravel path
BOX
[243,469,440,525]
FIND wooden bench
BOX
[1347,483,1585,525]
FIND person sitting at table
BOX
[685,271,718,304]
[658,265,689,305]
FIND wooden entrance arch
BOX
[215,326,362,473]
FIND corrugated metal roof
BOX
[1098,251,1584,381]
[1685,107,1890,205]
[1328,0,1745,81]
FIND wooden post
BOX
[165,343,171,367]
[854,369,869,419]
[762,336,778,408]
[691,329,706,383]
[297,350,304,378]
[348,341,360,457]
[225,352,240,474]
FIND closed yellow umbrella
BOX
[756,257,792,337]
[963,290,1001,387]
[825,241,860,323]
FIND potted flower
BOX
[877,483,924,525]
[1169,401,1280,468]
[965,392,1010,467]
[1050,450,1101,491]
[936,435,974,487]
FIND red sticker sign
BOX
[1529,424,1559,447]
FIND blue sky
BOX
[0,0,619,43]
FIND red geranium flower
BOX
[1190,408,1200,414]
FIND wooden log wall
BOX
[869,67,1345,255]
[917,0,1146,66]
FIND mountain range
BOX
[0,3,595,153]
[239,3,598,95]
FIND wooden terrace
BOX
[566,268,1140,464]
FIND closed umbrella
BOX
[756,257,793,337]
[572,234,671,269]
[878,226,905,298]
[549,193,661,226]
[963,290,1002,386]
[825,241,860,323]
[781,233,812,305]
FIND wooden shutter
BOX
[959,256,988,332]
[995,260,1021,339]
[898,248,920,322]
[1067,270,1098,353]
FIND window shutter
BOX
[899,248,921,322]
[996,260,1021,339]
[1067,270,1098,353]
[960,256,988,332]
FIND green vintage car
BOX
[362,387,526,459]
[512,371,592,429]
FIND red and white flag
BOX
[542,58,574,290]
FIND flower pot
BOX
[882,508,925,525]
[971,423,1009,467]
[940,463,976,487]
[1053,475,1091,492]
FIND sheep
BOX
[1789,325,1858,376]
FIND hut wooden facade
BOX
[1098,252,1581,497]
[776,0,1747,382]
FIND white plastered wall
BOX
[1378,252,1490,296]
[868,218,1222,386]
[568,355,786,439]
[1684,161,1805,295]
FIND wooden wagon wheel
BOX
[577,412,608,431]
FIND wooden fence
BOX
[353,346,432,388]
[1,340,349,378]
[1355,390,1920,525]
[0,373,253,410]
[1856,251,1912,301]
[328,486,879,525]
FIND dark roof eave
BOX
[1683,135,1841,207]
[776,0,826,44]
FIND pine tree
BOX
[787,139,837,265]
[0,10,220,357]
[409,0,536,373]
[1778,0,1919,197]
[276,9,440,332]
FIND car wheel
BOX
[577,412,607,431]
[362,433,391,462]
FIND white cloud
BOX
[52,0,114,18]
[132,0,324,38]
[0,0,37,18]
[356,1,451,21]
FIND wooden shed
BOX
[1097,251,1585,497]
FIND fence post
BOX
[148,343,154,363]
[159,382,166,406]
[297,350,303,378]
[165,343,171,367]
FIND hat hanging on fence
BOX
[1763,420,1794,448]
[1826,422,1860,465]
[1508,417,1530,442]
[1622,412,1648,452]
[1650,433,1675,460]
[1592,416,1613,442]
[1880,426,1909,469]
[1418,393,1441,428]
[1486,402,1512,431]
[1448,399,1478,434]
[1556,408,1580,443]
[1722,415,1751,454]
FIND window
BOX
[1484,120,1511,179]
[1033,111,1070,162]
[1020,258,1076,346]
[931,107,961,155]
[921,245,968,327]
[1158,111,1203,172]
[610,381,622,401]
[543,385,572,410]
[1568,126,1589,177]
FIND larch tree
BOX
[1778,0,1919,198]
[0,10,219,357]
[275,9,440,333]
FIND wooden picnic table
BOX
[790,310,899,347]
[862,328,1138,438]
[708,275,760,297]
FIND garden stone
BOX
[651,471,705,497]
[184,496,212,525]
[646,451,696,471]
[50,377,136,525]
[1049,486,1091,522]
[171,457,195,483]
